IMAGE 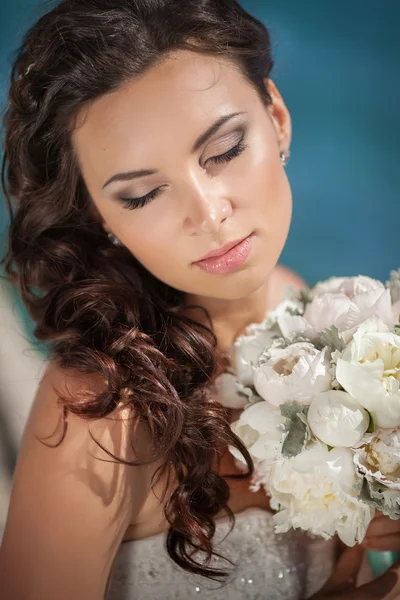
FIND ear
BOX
[264,78,292,153]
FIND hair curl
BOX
[1,0,275,581]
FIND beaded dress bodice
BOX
[106,505,337,600]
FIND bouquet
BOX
[213,270,400,546]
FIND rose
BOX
[307,390,370,447]
[335,317,400,428]
[253,342,332,407]
[267,443,375,545]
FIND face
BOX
[72,50,293,301]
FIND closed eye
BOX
[120,134,248,210]
[206,134,247,166]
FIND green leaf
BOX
[280,401,311,458]
[327,445,334,452]
[366,410,375,434]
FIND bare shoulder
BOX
[267,263,309,311]
[26,358,137,463]
[0,358,151,600]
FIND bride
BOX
[1,1,399,598]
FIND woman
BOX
[0,1,399,598]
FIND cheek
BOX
[237,143,292,228]
[267,168,293,227]
[262,171,293,252]
[118,210,183,277]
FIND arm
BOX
[0,360,150,600]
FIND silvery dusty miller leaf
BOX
[360,477,400,519]
[315,325,346,353]
[269,320,283,340]
[280,401,311,458]
[284,283,311,307]
[259,333,311,357]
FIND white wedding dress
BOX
[106,505,337,599]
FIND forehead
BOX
[72,51,256,162]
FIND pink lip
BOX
[193,234,253,274]
[196,236,249,262]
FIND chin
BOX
[205,262,273,301]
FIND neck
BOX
[183,276,272,354]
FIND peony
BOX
[232,297,306,386]
[365,429,400,476]
[353,429,400,490]
[253,343,332,407]
[307,390,370,447]
[277,279,394,343]
[310,275,385,299]
[335,317,400,428]
[212,372,252,409]
[228,400,285,466]
[393,299,400,322]
[267,443,375,545]
[232,321,277,387]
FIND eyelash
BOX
[119,135,248,210]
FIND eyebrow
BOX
[102,111,247,189]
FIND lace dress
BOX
[106,505,337,599]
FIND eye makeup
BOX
[119,132,248,211]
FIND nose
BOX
[182,173,233,235]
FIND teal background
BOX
[0,0,399,578]
[1,0,400,286]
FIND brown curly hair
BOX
[1,0,275,581]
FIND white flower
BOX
[335,317,400,428]
[277,284,394,343]
[267,297,305,320]
[268,443,374,545]
[233,298,306,372]
[393,300,400,323]
[232,321,277,387]
[228,401,285,466]
[373,429,400,475]
[212,373,252,409]
[311,275,385,299]
[253,343,332,407]
[353,429,400,489]
[307,390,370,447]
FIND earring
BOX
[280,149,291,167]
[107,232,122,246]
